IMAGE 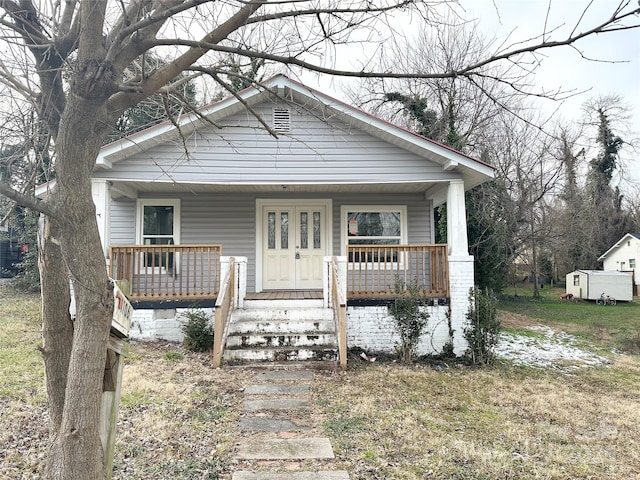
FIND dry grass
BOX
[2,284,640,479]
[312,362,640,479]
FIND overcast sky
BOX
[463,0,639,184]
[465,0,639,133]
[302,1,639,185]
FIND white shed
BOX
[566,270,633,302]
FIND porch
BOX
[109,243,451,367]
[108,244,450,301]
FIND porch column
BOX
[91,179,111,258]
[446,179,475,355]
[446,179,468,257]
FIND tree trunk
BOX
[44,94,114,479]
[39,207,74,433]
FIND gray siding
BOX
[109,192,431,292]
[94,100,452,185]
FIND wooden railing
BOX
[109,244,222,300]
[213,257,235,368]
[346,244,449,298]
[330,257,348,368]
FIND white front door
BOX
[262,203,328,290]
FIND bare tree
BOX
[0,1,638,478]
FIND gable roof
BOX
[598,233,640,261]
[96,74,494,192]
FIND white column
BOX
[446,179,475,355]
[91,179,111,258]
[446,179,468,257]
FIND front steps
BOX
[222,299,339,364]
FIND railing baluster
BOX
[108,245,223,300]
[346,244,449,299]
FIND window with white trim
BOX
[136,199,180,271]
[629,259,636,269]
[341,206,407,263]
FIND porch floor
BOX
[245,290,323,300]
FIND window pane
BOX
[267,212,276,249]
[347,212,400,237]
[348,238,400,246]
[281,212,289,249]
[313,211,321,249]
[144,206,173,235]
[300,212,308,249]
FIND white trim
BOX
[339,205,408,256]
[255,198,333,292]
[135,199,181,275]
[135,198,181,245]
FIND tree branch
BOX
[0,181,59,219]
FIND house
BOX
[598,233,640,296]
[83,74,494,365]
[565,270,633,302]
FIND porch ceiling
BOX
[109,180,451,198]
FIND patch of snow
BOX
[495,325,609,372]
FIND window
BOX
[341,206,407,263]
[136,199,180,270]
[573,275,580,286]
[630,259,636,269]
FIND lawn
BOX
[1,283,639,479]
[499,285,640,353]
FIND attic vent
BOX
[273,107,291,133]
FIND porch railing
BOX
[109,244,223,300]
[213,257,235,368]
[346,244,449,298]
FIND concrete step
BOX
[235,438,335,460]
[242,299,324,309]
[226,333,337,349]
[231,307,334,324]
[224,346,338,363]
[233,471,349,480]
[228,318,336,335]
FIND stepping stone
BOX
[232,471,349,480]
[239,417,310,432]
[244,399,310,412]
[236,438,335,460]
[245,384,311,395]
[254,370,314,382]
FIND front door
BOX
[262,204,328,290]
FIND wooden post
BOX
[100,281,132,480]
[100,336,129,479]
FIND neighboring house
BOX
[48,75,495,364]
[598,233,640,296]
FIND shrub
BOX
[389,279,429,363]
[180,308,213,352]
[464,287,501,366]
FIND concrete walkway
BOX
[232,369,349,480]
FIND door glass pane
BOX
[267,212,276,249]
[300,212,308,249]
[313,211,321,249]
[281,212,289,249]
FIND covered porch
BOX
[108,243,450,301]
